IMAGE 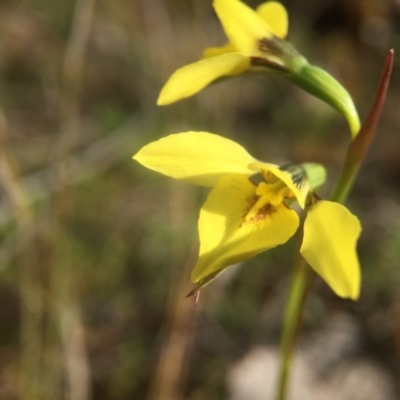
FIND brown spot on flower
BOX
[255,203,276,220]
[261,203,276,215]
[258,37,283,56]
[241,195,258,220]
[241,203,276,226]
[251,57,287,71]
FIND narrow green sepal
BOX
[301,163,327,190]
[288,63,360,137]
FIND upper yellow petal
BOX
[133,132,256,187]
[300,200,362,300]
[213,0,273,56]
[267,165,309,208]
[157,53,249,105]
[249,162,308,208]
[256,2,288,39]
[191,174,299,283]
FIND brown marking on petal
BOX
[279,164,310,199]
[258,37,284,56]
[251,57,287,72]
[240,194,258,220]
[241,203,276,226]
[256,203,276,220]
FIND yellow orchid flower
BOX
[133,132,361,299]
[158,0,360,137]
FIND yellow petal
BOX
[157,53,249,105]
[203,43,235,58]
[213,0,272,56]
[133,132,256,187]
[300,200,362,300]
[249,162,308,208]
[191,174,299,283]
[256,2,288,39]
[269,165,309,208]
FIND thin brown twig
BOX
[0,111,42,399]
[147,182,198,400]
[55,0,96,161]
[52,0,96,399]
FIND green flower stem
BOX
[276,49,394,400]
[276,253,312,400]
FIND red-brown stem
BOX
[332,49,394,203]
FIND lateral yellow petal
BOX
[133,132,256,187]
[256,2,288,39]
[213,0,272,56]
[300,200,362,300]
[191,174,299,283]
[157,53,249,105]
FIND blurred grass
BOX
[0,0,399,399]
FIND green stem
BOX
[275,49,393,400]
[276,256,311,400]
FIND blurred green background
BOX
[0,0,399,399]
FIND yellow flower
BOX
[133,132,361,299]
[158,0,360,137]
